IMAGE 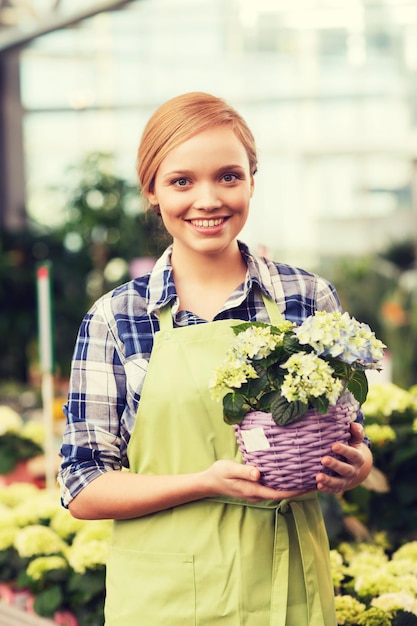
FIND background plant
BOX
[0,152,171,383]
[338,383,417,544]
[0,482,111,625]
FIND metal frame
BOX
[0,0,137,231]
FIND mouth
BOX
[188,217,227,228]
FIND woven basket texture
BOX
[233,393,359,490]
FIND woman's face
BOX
[146,126,254,259]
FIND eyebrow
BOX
[162,164,247,178]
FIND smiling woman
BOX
[146,125,254,279]
[58,91,373,626]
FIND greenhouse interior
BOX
[1,0,417,624]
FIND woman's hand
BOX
[316,422,373,494]
[203,459,307,502]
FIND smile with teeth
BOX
[190,218,225,228]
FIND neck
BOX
[170,242,247,320]
[171,241,245,284]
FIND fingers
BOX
[210,461,307,501]
[349,421,365,447]
[316,441,365,494]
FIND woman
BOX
[59,92,372,625]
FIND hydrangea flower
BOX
[0,526,18,551]
[356,607,391,626]
[209,358,258,401]
[67,539,109,574]
[21,420,46,447]
[362,383,415,421]
[392,540,417,562]
[364,424,396,447]
[280,353,343,405]
[0,483,39,508]
[26,555,68,582]
[12,491,61,527]
[14,525,68,558]
[210,312,385,426]
[371,591,417,616]
[0,407,23,435]
[50,507,87,541]
[334,594,367,624]
[329,549,345,588]
[294,312,385,367]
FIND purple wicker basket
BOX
[233,393,359,490]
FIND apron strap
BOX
[208,492,324,625]
[272,497,325,626]
[262,292,284,326]
[158,290,284,332]
[159,303,174,331]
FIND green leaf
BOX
[258,392,274,412]
[328,359,352,378]
[232,321,269,335]
[244,369,268,397]
[33,585,63,617]
[270,395,309,426]
[283,335,305,354]
[223,392,247,425]
[310,395,330,414]
[0,449,17,474]
[347,371,368,405]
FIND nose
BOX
[192,182,222,212]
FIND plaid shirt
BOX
[58,241,364,506]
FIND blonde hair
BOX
[137,92,257,209]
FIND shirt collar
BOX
[146,241,276,316]
[238,241,276,302]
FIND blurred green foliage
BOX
[0,153,170,382]
[341,383,417,545]
[320,240,417,388]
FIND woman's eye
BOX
[173,177,188,187]
[222,173,238,183]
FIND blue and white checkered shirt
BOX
[58,241,364,506]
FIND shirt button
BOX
[164,332,171,340]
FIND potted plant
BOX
[210,311,385,490]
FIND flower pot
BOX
[233,393,359,490]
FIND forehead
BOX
[157,126,250,173]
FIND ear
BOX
[250,175,255,198]
[146,189,158,206]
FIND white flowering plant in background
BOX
[210,311,385,426]
[333,538,417,625]
[0,482,111,624]
[0,406,44,474]
[1,480,417,625]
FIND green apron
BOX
[105,296,337,625]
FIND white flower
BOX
[67,539,108,574]
[233,325,282,360]
[14,525,68,558]
[27,555,68,581]
[294,311,385,366]
[21,419,46,447]
[372,591,417,616]
[0,406,23,435]
[209,357,258,400]
[364,424,396,446]
[280,352,343,405]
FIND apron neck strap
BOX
[262,292,284,326]
[158,290,284,332]
[159,304,174,331]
